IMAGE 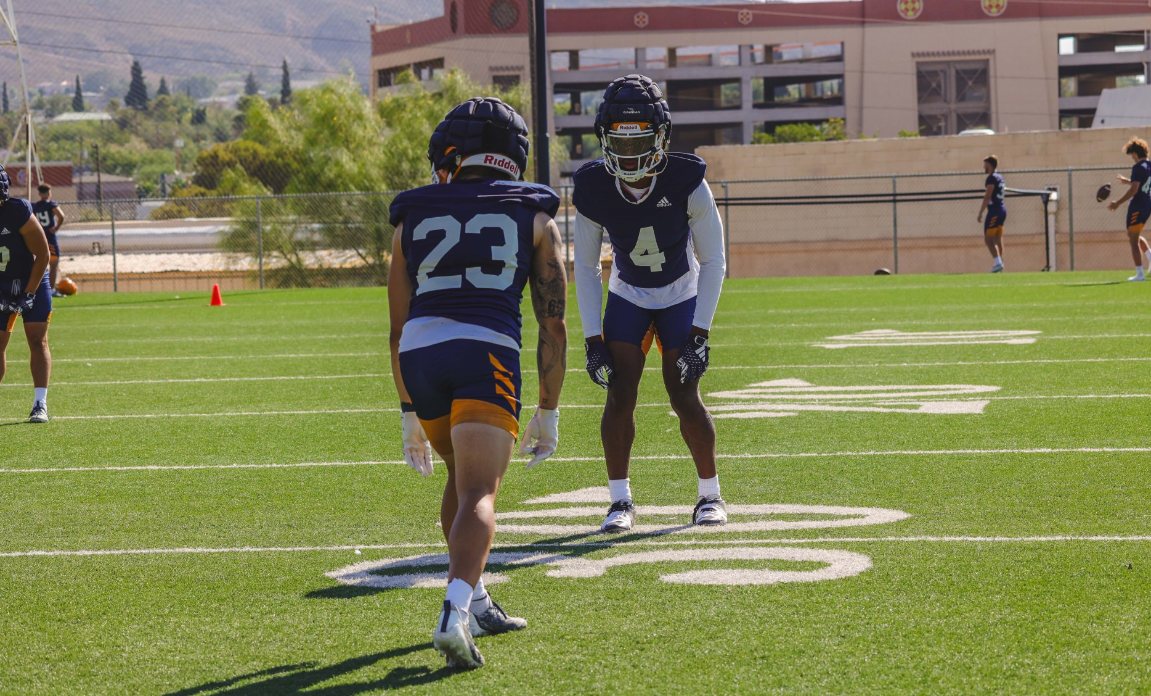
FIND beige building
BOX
[372,0,1151,176]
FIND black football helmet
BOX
[593,75,671,182]
[427,97,529,183]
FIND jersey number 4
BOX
[411,213,518,295]
[1142,178,1151,195]
[630,226,666,272]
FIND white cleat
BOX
[601,500,636,533]
[433,601,484,670]
[1128,273,1146,282]
[693,495,728,526]
[28,402,48,424]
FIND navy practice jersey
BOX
[32,200,59,234]
[572,153,707,289]
[1131,160,1151,207]
[985,172,1006,210]
[0,197,36,284]
[389,178,560,347]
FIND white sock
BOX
[608,478,632,503]
[993,257,1002,265]
[33,387,46,406]
[470,577,491,612]
[446,578,474,611]
[698,476,721,499]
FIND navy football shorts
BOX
[984,208,1006,235]
[602,292,696,352]
[1,274,52,331]
[399,339,522,456]
[45,232,59,259]
[1127,202,1151,234]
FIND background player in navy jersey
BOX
[31,184,65,296]
[1107,137,1151,282]
[976,155,1006,273]
[0,165,53,422]
[388,98,568,669]
[572,75,727,533]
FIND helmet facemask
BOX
[599,122,669,183]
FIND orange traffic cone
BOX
[209,284,225,306]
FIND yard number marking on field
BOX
[703,378,998,418]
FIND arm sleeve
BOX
[573,211,607,339]
[687,179,726,331]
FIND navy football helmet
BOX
[427,97,530,183]
[0,164,10,203]
[594,75,672,183]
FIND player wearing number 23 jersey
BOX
[387,97,568,670]
[572,75,728,536]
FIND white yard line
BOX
[3,373,389,387]
[6,446,1149,474]
[5,535,1151,558]
[50,352,384,363]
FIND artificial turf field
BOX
[2,272,1150,695]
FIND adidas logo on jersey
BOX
[0,227,9,235]
[656,197,672,208]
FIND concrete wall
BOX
[699,127,1146,276]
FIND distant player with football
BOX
[976,155,1006,273]
[573,75,727,533]
[0,165,53,422]
[31,184,65,296]
[1107,137,1151,281]
[388,98,568,669]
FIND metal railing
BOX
[51,165,1138,292]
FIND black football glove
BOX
[585,338,613,389]
[17,292,35,314]
[676,334,710,384]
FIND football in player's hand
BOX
[57,278,78,296]
[1097,183,1112,202]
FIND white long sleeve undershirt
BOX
[574,178,726,339]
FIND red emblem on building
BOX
[738,9,753,25]
[897,0,922,20]
[633,11,649,28]
[981,0,1006,16]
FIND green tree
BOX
[72,75,84,112]
[244,72,259,97]
[156,77,170,97]
[752,118,847,145]
[125,60,149,110]
[280,59,292,104]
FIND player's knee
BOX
[668,386,705,416]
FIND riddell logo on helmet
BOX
[460,153,521,177]
[611,123,646,133]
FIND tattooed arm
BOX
[530,211,568,410]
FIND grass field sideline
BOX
[1,272,1149,695]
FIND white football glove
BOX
[401,411,433,477]
[518,407,559,469]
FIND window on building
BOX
[553,87,606,117]
[750,42,843,65]
[646,47,668,70]
[551,51,576,72]
[555,132,602,160]
[377,65,409,88]
[1060,76,1077,98]
[553,93,573,117]
[567,48,636,72]
[1058,36,1076,56]
[916,60,990,136]
[667,45,740,68]
[492,74,521,89]
[412,58,445,82]
[666,80,742,111]
[752,77,843,108]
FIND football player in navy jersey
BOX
[0,165,53,422]
[976,155,1006,273]
[31,184,65,295]
[388,98,567,669]
[1107,137,1151,281]
[572,75,728,533]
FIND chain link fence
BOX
[57,192,398,293]
[50,166,1137,293]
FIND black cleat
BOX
[693,495,728,526]
[470,596,527,637]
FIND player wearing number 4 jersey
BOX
[573,75,728,534]
[388,98,568,670]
